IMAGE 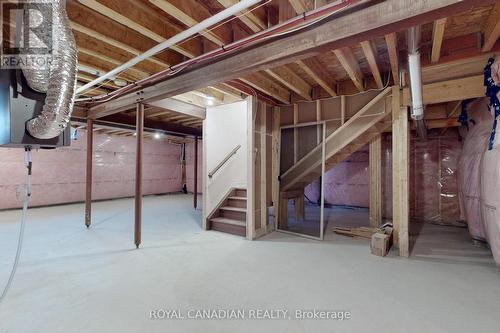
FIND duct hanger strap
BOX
[484,58,500,151]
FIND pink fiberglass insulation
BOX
[457,98,492,242]
[304,130,462,225]
[186,140,203,194]
[0,129,183,210]
[481,131,500,265]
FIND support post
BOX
[272,107,280,229]
[193,136,198,209]
[135,103,144,249]
[85,118,93,228]
[369,134,382,227]
[392,86,409,257]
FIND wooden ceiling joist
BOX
[69,21,170,68]
[334,47,364,92]
[85,0,496,118]
[216,0,267,33]
[360,40,384,89]
[265,66,312,100]
[148,0,232,46]
[296,58,337,97]
[384,32,399,85]
[431,18,447,63]
[240,73,291,104]
[67,1,182,66]
[77,0,200,58]
[481,0,500,52]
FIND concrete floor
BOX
[0,194,499,333]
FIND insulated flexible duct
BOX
[20,0,77,139]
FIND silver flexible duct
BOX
[20,0,77,139]
[407,26,427,140]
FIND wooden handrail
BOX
[208,145,241,178]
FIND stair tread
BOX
[228,196,247,201]
[210,217,246,227]
[220,206,246,212]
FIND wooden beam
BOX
[482,1,500,52]
[360,40,384,88]
[147,99,206,119]
[240,73,291,104]
[95,0,493,109]
[85,118,93,228]
[369,134,382,227]
[392,86,409,257]
[431,18,447,63]
[135,103,144,249]
[385,32,399,84]
[334,47,364,92]
[402,75,484,105]
[265,66,312,101]
[296,58,337,97]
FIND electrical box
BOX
[0,69,70,149]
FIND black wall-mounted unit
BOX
[0,69,70,149]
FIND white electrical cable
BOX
[0,148,32,305]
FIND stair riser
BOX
[220,210,246,221]
[227,198,247,209]
[211,221,246,237]
[234,189,247,198]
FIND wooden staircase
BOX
[280,88,393,193]
[208,188,247,237]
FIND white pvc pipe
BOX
[76,0,263,94]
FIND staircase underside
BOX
[280,88,393,193]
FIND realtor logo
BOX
[1,1,53,68]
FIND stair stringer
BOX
[280,87,393,192]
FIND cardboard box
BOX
[371,227,393,257]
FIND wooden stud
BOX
[360,40,384,89]
[293,104,299,163]
[391,86,409,257]
[260,102,268,231]
[431,18,447,63]
[246,96,256,240]
[193,136,198,209]
[135,103,144,249]
[482,1,500,52]
[385,33,399,85]
[369,134,382,227]
[341,95,346,125]
[272,107,280,230]
[85,118,93,228]
[334,47,364,92]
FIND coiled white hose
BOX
[0,148,32,304]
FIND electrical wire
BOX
[0,147,32,305]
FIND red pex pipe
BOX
[77,0,362,105]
